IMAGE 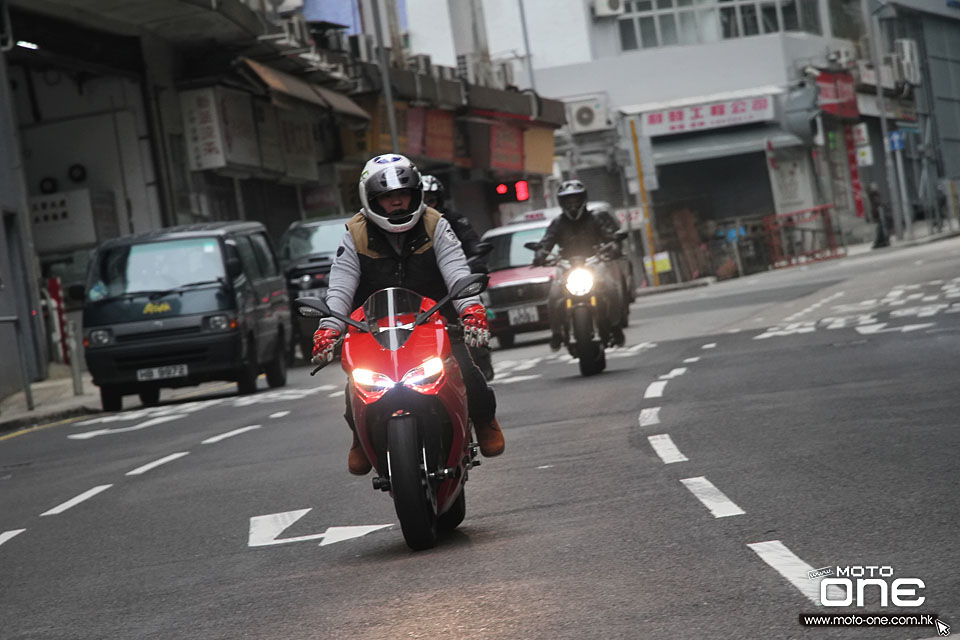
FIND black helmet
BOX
[557,180,587,221]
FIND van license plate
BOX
[507,305,539,326]
[136,364,188,381]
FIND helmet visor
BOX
[559,192,586,216]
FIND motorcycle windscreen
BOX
[362,287,424,351]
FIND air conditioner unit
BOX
[410,54,432,75]
[456,54,477,84]
[882,53,903,85]
[894,38,922,85]
[594,0,625,18]
[566,95,611,134]
[348,34,373,62]
[497,61,515,87]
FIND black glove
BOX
[533,250,549,267]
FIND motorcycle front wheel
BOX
[388,414,439,550]
[572,306,605,377]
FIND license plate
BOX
[507,305,539,326]
[136,364,188,382]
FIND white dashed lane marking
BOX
[644,380,667,399]
[648,434,688,464]
[659,367,687,380]
[126,452,190,476]
[747,540,844,606]
[202,425,262,444]
[269,411,290,419]
[680,477,745,518]
[638,407,661,427]
[683,356,701,363]
[0,529,26,547]
[702,343,717,350]
[41,485,113,516]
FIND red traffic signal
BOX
[493,180,531,202]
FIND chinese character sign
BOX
[640,94,775,136]
[181,88,227,170]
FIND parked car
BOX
[480,220,556,348]
[277,217,351,361]
[82,221,290,411]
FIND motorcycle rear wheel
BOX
[388,415,439,550]
[573,306,605,376]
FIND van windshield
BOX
[486,227,550,272]
[281,222,345,262]
[87,238,225,302]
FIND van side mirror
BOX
[226,256,243,279]
[523,241,540,252]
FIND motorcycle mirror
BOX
[295,297,330,318]
[473,241,494,257]
[523,241,540,252]
[450,273,488,299]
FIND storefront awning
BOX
[243,58,369,121]
[652,125,803,166]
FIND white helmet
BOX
[421,174,446,210]
[358,154,426,233]
[557,179,588,221]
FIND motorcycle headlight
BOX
[401,357,445,390]
[352,368,395,393]
[565,268,594,296]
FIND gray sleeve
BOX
[318,232,360,333]
[433,217,481,314]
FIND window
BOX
[619,18,639,50]
[720,5,740,38]
[760,2,780,33]
[741,3,760,35]
[659,13,679,45]
[781,0,799,31]
[639,16,658,47]
[249,233,279,277]
[829,0,861,40]
[799,0,821,34]
[232,236,262,281]
[678,10,698,43]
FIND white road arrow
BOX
[248,509,391,548]
[855,322,936,335]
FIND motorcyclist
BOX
[422,174,495,380]
[313,154,504,475]
[533,180,625,350]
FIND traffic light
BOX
[493,180,530,202]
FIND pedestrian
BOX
[867,183,890,249]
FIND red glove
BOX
[460,304,489,348]
[312,328,340,364]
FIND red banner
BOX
[490,122,524,171]
[818,71,858,119]
[844,124,865,218]
[424,109,455,160]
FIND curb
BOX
[0,404,100,435]
[634,277,716,298]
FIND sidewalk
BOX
[0,363,101,435]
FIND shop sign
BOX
[489,122,523,171]
[278,109,319,182]
[640,94,775,137]
[856,94,916,121]
[843,124,866,217]
[181,88,227,170]
[425,109,455,160]
[407,107,426,157]
[818,72,859,119]
[253,100,285,174]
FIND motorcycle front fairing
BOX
[340,288,470,512]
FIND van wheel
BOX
[138,387,160,407]
[265,332,288,388]
[237,336,259,395]
[100,385,122,412]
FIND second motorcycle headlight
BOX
[565,268,594,296]
[401,357,445,388]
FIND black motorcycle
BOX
[525,239,625,377]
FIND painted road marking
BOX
[855,322,936,335]
[492,374,541,385]
[126,452,190,476]
[329,390,346,398]
[683,356,701,363]
[644,380,667,399]
[702,343,717,350]
[0,529,26,547]
[41,484,113,516]
[269,411,290,419]
[248,508,391,547]
[659,367,687,380]
[638,407,661,427]
[747,540,844,606]
[648,434,688,464]
[69,414,188,440]
[680,477,745,518]
[202,425,261,444]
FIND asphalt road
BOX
[2,238,959,639]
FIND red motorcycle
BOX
[295,274,487,551]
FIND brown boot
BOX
[474,417,505,457]
[348,431,372,475]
